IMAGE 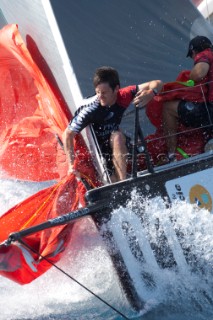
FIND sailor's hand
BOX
[133,89,154,107]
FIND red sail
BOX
[0,175,93,285]
[0,23,73,181]
[0,24,99,284]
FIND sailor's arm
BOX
[63,128,77,174]
[133,80,163,107]
[190,62,209,82]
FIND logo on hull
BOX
[189,184,212,212]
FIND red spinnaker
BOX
[0,24,99,284]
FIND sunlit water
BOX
[0,179,213,320]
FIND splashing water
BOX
[0,180,213,320]
[106,191,213,319]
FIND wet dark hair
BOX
[93,66,120,90]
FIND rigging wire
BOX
[123,79,213,145]
[145,123,213,144]
[123,79,213,119]
[18,238,132,320]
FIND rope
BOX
[159,79,213,95]
[21,172,96,232]
[80,172,97,189]
[123,79,213,120]
[17,238,131,320]
[146,123,213,144]
[89,125,112,183]
[199,83,213,126]
[21,177,68,230]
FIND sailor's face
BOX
[95,83,118,106]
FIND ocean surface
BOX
[1,179,213,320]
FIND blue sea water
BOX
[1,179,213,320]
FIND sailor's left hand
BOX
[133,89,154,107]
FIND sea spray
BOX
[1,182,213,319]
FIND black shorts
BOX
[178,101,213,128]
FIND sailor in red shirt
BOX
[193,46,213,102]
[64,66,163,182]
[163,36,213,161]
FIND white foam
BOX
[1,181,213,319]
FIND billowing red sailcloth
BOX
[0,24,98,284]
